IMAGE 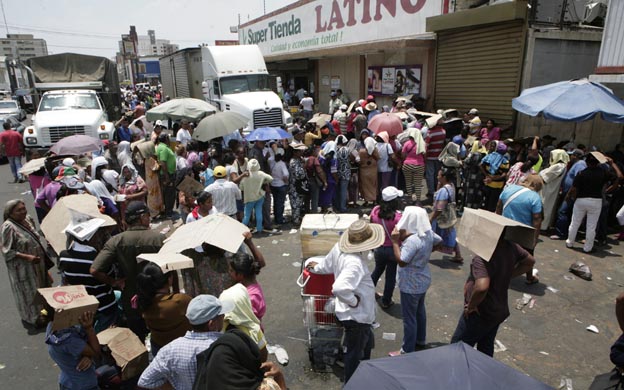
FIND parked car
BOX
[0,100,26,121]
[0,115,25,133]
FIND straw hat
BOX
[339,220,385,253]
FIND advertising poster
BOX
[367,65,422,97]
[381,67,395,95]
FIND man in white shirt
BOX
[328,91,343,117]
[176,120,193,146]
[305,220,383,383]
[299,92,314,121]
[205,166,241,218]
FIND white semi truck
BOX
[160,45,290,130]
[23,53,121,157]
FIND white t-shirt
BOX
[176,128,192,146]
[300,97,314,111]
[270,160,289,187]
[376,143,394,173]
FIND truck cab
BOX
[23,89,115,155]
[201,45,291,131]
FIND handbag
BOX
[437,186,458,229]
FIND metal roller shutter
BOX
[434,21,527,127]
[173,53,190,98]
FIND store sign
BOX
[368,65,422,96]
[239,0,441,56]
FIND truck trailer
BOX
[23,53,121,157]
[160,45,289,130]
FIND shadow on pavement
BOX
[430,258,464,270]
[509,277,548,296]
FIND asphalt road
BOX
[1,160,624,389]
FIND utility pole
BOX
[0,0,8,36]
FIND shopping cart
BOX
[297,266,344,372]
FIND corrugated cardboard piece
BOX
[41,194,117,254]
[137,252,194,271]
[98,327,148,381]
[161,213,249,254]
[177,175,205,195]
[37,285,99,331]
[457,208,535,261]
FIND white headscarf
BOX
[396,206,431,238]
[408,128,426,155]
[322,141,336,157]
[117,141,133,169]
[118,163,139,187]
[364,137,377,155]
[91,156,108,179]
[84,179,115,202]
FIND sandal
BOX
[450,257,464,264]
[380,300,394,309]
[525,276,540,285]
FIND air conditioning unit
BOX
[583,0,608,23]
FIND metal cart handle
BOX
[296,272,310,288]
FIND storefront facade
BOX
[238,0,446,111]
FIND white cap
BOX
[382,186,404,201]
[155,120,164,127]
[62,158,75,167]
[468,108,479,115]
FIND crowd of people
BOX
[3,88,624,389]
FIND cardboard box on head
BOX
[97,327,148,381]
[37,285,99,331]
[300,214,360,258]
[177,175,205,196]
[457,208,535,261]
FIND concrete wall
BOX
[527,35,601,88]
[317,55,362,111]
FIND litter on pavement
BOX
[586,325,599,334]
[382,333,396,341]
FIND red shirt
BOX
[425,126,446,160]
[0,129,23,157]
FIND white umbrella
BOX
[146,98,218,122]
[193,111,250,141]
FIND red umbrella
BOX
[368,113,404,136]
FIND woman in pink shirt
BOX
[370,186,403,308]
[228,232,267,324]
[401,128,426,203]
[479,119,501,145]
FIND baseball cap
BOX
[213,166,227,178]
[155,120,164,127]
[567,148,584,157]
[125,201,149,218]
[330,91,337,97]
[340,104,348,111]
[382,186,404,202]
[468,108,479,115]
[291,127,303,136]
[186,295,234,325]
[62,158,75,167]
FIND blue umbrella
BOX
[245,127,291,141]
[512,78,624,123]
[345,342,553,390]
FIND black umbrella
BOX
[345,342,553,390]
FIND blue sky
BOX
[1,0,293,58]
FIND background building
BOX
[116,27,175,84]
[0,34,48,60]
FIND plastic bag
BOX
[569,261,592,281]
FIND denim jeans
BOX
[341,320,374,383]
[425,159,442,196]
[554,199,574,238]
[243,197,265,232]
[308,178,320,213]
[333,178,349,212]
[271,185,287,224]
[262,190,273,229]
[450,312,500,357]
[8,156,22,181]
[400,291,427,353]
[371,246,397,306]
